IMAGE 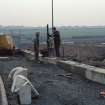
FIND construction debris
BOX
[100,91,105,98]
[56,73,72,78]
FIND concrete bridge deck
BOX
[0,56,105,105]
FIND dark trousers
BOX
[55,45,60,57]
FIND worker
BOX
[49,35,54,56]
[52,27,61,57]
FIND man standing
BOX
[52,27,61,57]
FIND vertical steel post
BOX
[51,0,55,57]
[34,32,40,61]
[19,29,21,49]
[47,24,50,56]
[52,0,54,29]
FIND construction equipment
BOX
[100,91,105,98]
[0,34,15,56]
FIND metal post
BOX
[62,44,65,58]
[34,32,40,61]
[52,0,54,29]
[18,29,21,49]
[47,24,50,56]
[50,0,55,57]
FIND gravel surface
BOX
[0,56,105,105]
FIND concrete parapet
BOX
[23,50,35,60]
[57,61,86,77]
[0,57,14,61]
[41,57,58,64]
[85,67,105,84]
[23,50,42,61]
[57,60,105,85]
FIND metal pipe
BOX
[11,75,39,96]
[8,67,28,80]
[47,24,50,56]
[34,32,40,61]
[52,0,54,29]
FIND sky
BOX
[0,0,105,27]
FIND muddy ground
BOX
[0,56,105,105]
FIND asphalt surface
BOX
[0,56,105,105]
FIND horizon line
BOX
[0,25,105,28]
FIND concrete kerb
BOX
[40,57,105,85]
[20,50,105,85]
[23,50,58,64]
[40,57,58,64]
[23,50,35,61]
[0,57,14,61]
[85,67,105,84]
[57,60,105,85]
[0,76,8,105]
[57,60,87,77]
[23,50,42,61]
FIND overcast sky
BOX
[0,0,105,27]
